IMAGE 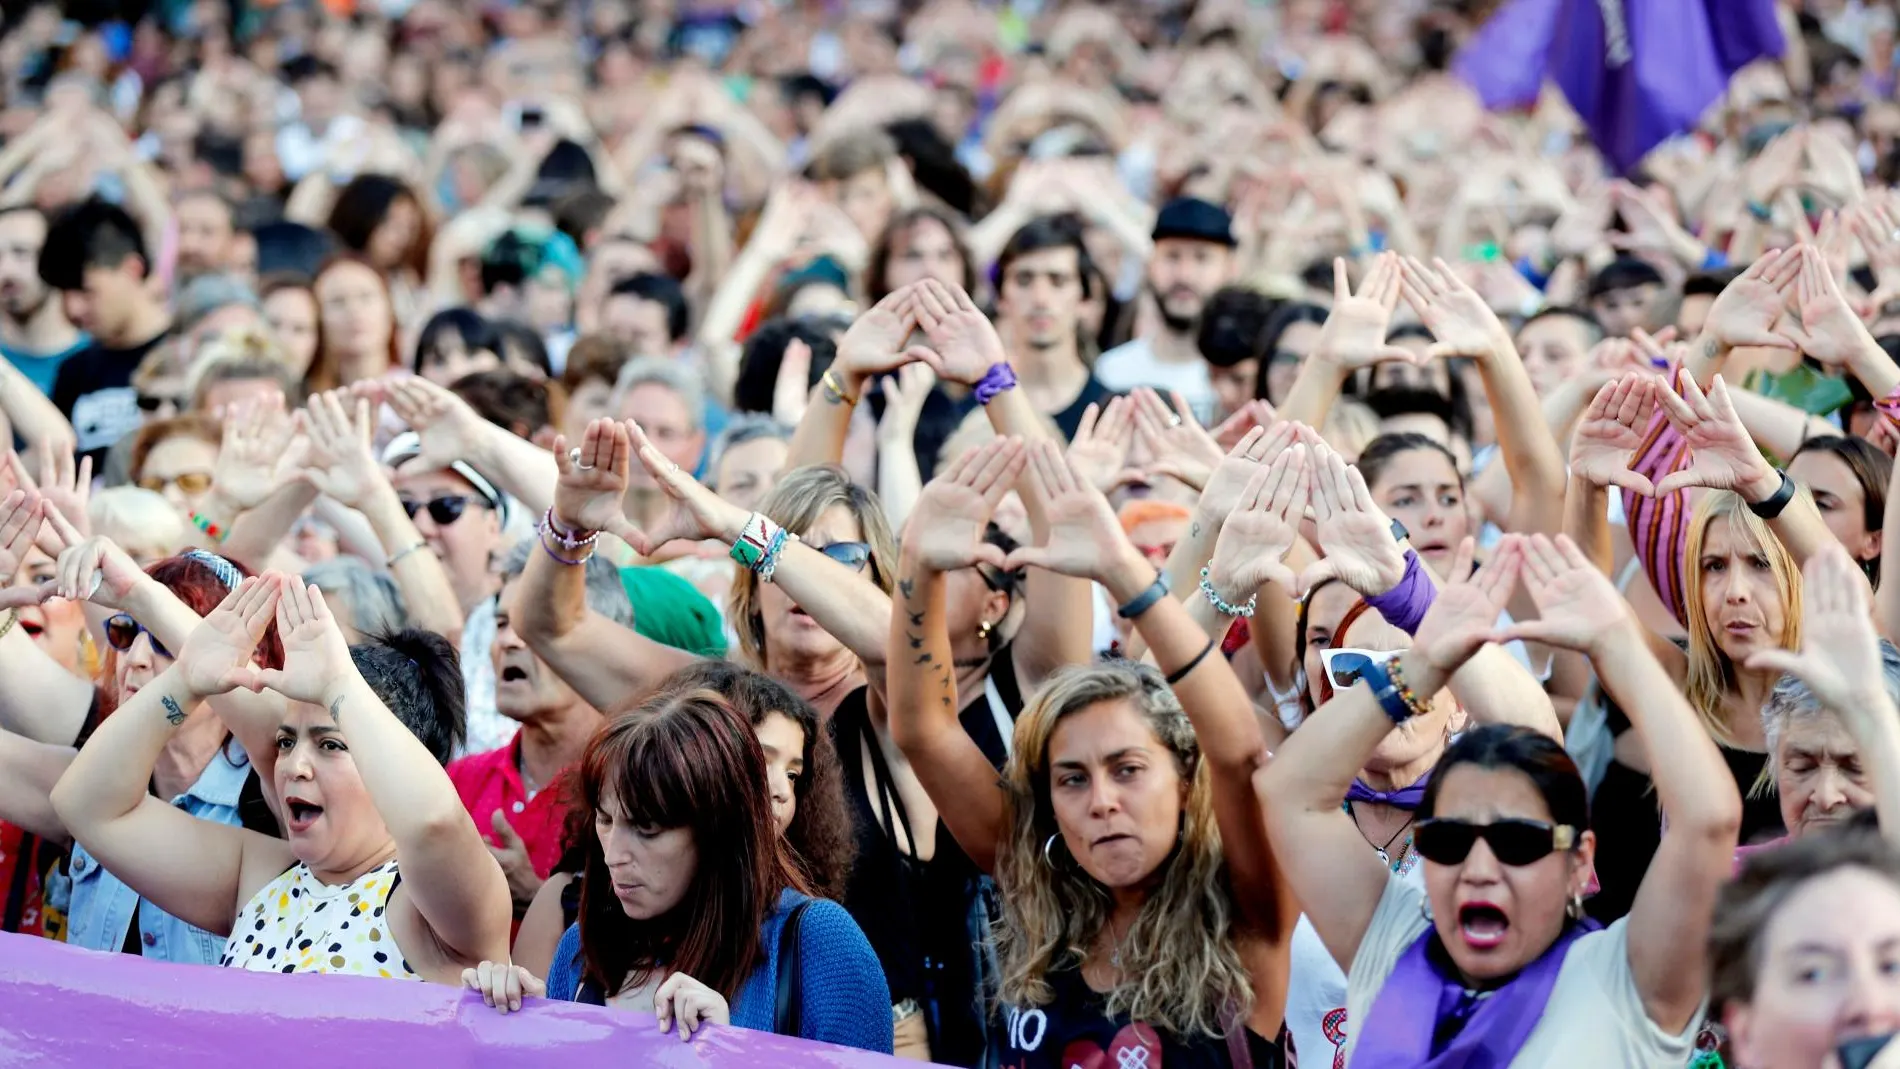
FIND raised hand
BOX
[833,286,922,385]
[1652,375,1781,499]
[239,576,354,704]
[1700,248,1801,354]
[0,488,50,608]
[52,535,147,609]
[1299,444,1408,596]
[905,436,1027,572]
[1570,377,1661,495]
[1000,440,1128,582]
[1194,421,1294,524]
[35,439,91,540]
[1742,543,1886,719]
[1130,387,1226,492]
[875,361,937,448]
[1208,399,1278,451]
[385,377,488,478]
[174,575,280,700]
[1066,396,1137,494]
[1782,245,1878,371]
[1315,253,1416,370]
[909,279,1006,386]
[1397,256,1510,361]
[298,392,384,509]
[551,418,638,539]
[210,398,296,513]
[462,960,546,1015]
[623,420,749,556]
[1491,534,1635,657]
[1206,444,1309,599]
[1410,537,1515,674]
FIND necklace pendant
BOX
[1375,848,1391,864]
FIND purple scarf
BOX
[1353,915,1600,1068]
[1346,775,1430,810]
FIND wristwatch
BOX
[1746,469,1796,519]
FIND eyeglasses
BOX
[815,541,871,572]
[137,393,184,413]
[137,471,215,496]
[1320,648,1399,693]
[1413,818,1579,867]
[400,494,486,526]
[104,614,170,658]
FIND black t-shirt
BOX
[994,966,1287,1069]
[950,373,1117,444]
[51,330,168,465]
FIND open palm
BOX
[387,378,486,478]
[1784,246,1874,371]
[1066,398,1135,494]
[1654,376,1777,497]
[176,576,279,700]
[1399,257,1506,360]
[1317,253,1414,369]
[245,577,354,704]
[1744,545,1884,719]
[1702,248,1800,353]
[1002,443,1127,582]
[835,287,919,379]
[1302,447,1407,596]
[553,419,635,534]
[299,392,383,509]
[1570,378,1659,495]
[1412,539,1515,673]
[912,279,1005,386]
[907,438,1024,572]
[626,421,747,555]
[1207,447,1307,596]
[1493,535,1631,657]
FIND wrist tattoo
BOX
[327,696,342,726]
[160,695,186,726]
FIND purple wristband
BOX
[1363,549,1435,635]
[973,361,1018,405]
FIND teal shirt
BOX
[4,336,91,395]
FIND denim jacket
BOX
[51,747,252,965]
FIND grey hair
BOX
[708,413,793,473]
[1761,639,1900,754]
[304,556,408,635]
[610,355,705,432]
[498,541,634,629]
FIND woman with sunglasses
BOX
[1260,532,1741,1067]
[128,414,221,517]
[0,492,284,963]
[52,572,512,983]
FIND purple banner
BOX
[1457,0,1783,172]
[0,933,916,1068]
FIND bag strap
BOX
[1222,1001,1256,1069]
[774,899,815,1036]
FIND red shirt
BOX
[446,737,572,880]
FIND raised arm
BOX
[385,378,561,524]
[0,361,75,458]
[1745,544,1900,851]
[1257,540,1514,967]
[1007,441,1288,929]
[242,577,511,966]
[1681,247,1802,388]
[1496,534,1741,1034]
[514,419,696,714]
[299,391,464,644]
[0,489,96,744]
[1278,254,1416,430]
[785,286,921,470]
[888,436,1031,873]
[49,578,290,937]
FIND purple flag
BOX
[0,933,921,1068]
[1457,0,1784,173]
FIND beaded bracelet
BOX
[1385,654,1432,720]
[1197,565,1258,618]
[543,508,599,551]
[758,528,794,583]
[538,525,591,566]
[189,511,228,543]
[729,512,778,571]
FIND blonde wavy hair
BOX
[1682,490,1803,746]
[996,662,1252,1040]
[727,465,897,668]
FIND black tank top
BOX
[993,966,1288,1069]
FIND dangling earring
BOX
[1566,891,1585,921]
[978,618,994,641]
[1419,895,1434,924]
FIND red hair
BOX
[96,553,283,719]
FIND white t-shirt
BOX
[1286,861,1426,1069]
[1341,877,1703,1068]
[1094,337,1218,424]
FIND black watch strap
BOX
[1746,469,1796,519]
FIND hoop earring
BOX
[1042,834,1062,870]
[1419,895,1434,924]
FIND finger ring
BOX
[567,447,595,471]
[1168,415,1184,428]
[668,462,680,475]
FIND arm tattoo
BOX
[1190,521,1201,539]
[327,696,342,726]
[160,695,186,727]
[898,577,916,600]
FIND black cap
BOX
[1151,197,1237,248]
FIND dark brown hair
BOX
[128,413,221,486]
[646,661,856,900]
[305,253,402,394]
[559,333,632,395]
[576,689,804,1000]
[866,205,977,301]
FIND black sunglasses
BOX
[105,614,170,658]
[816,541,871,573]
[1413,818,1578,867]
[400,494,486,526]
[137,393,184,413]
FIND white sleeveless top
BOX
[220,858,416,980]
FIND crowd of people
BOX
[1,1,1899,1067]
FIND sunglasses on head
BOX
[104,614,170,658]
[1320,647,1399,693]
[816,540,871,573]
[137,471,215,496]
[137,393,184,413]
[1413,818,1578,867]
[400,494,485,526]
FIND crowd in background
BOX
[0,1,1898,1068]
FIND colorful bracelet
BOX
[190,511,228,543]
[729,512,778,571]
[1385,654,1432,720]
[543,509,599,551]
[759,527,794,583]
[1198,565,1258,619]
